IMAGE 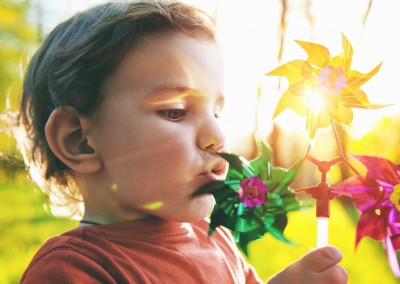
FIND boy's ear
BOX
[45,107,102,174]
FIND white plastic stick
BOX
[317,217,328,248]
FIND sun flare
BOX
[304,87,325,114]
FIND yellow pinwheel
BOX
[267,33,386,138]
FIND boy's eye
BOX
[158,109,188,121]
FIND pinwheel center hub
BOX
[246,186,260,198]
[317,66,347,94]
[238,177,267,208]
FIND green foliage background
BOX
[0,181,77,284]
[0,0,37,137]
[0,0,399,283]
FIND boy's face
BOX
[87,31,227,223]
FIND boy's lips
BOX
[199,160,227,182]
[191,160,227,198]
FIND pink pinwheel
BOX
[334,155,400,278]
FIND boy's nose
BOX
[197,118,226,152]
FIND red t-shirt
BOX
[21,218,263,283]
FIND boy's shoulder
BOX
[20,226,113,283]
[23,226,101,266]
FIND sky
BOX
[33,0,400,145]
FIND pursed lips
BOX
[199,160,228,182]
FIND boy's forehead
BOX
[102,31,224,100]
[127,31,221,68]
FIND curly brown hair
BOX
[18,0,216,217]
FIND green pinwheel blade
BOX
[267,226,292,244]
[219,153,256,178]
[209,208,237,234]
[223,179,241,191]
[250,141,274,180]
[236,226,267,255]
[218,153,244,172]
[235,216,262,234]
[259,140,273,162]
[269,167,298,195]
[249,156,264,176]
[213,190,238,205]
[193,180,231,196]
[282,194,303,211]
[265,214,293,244]
[193,180,240,206]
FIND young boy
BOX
[19,0,348,283]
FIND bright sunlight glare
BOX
[304,88,325,114]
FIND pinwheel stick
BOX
[317,217,328,248]
[295,120,361,248]
[296,157,335,247]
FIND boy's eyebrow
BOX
[143,86,193,105]
[147,85,192,97]
[144,85,225,104]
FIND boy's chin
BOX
[192,194,215,221]
[175,194,214,223]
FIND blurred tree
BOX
[0,0,39,179]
